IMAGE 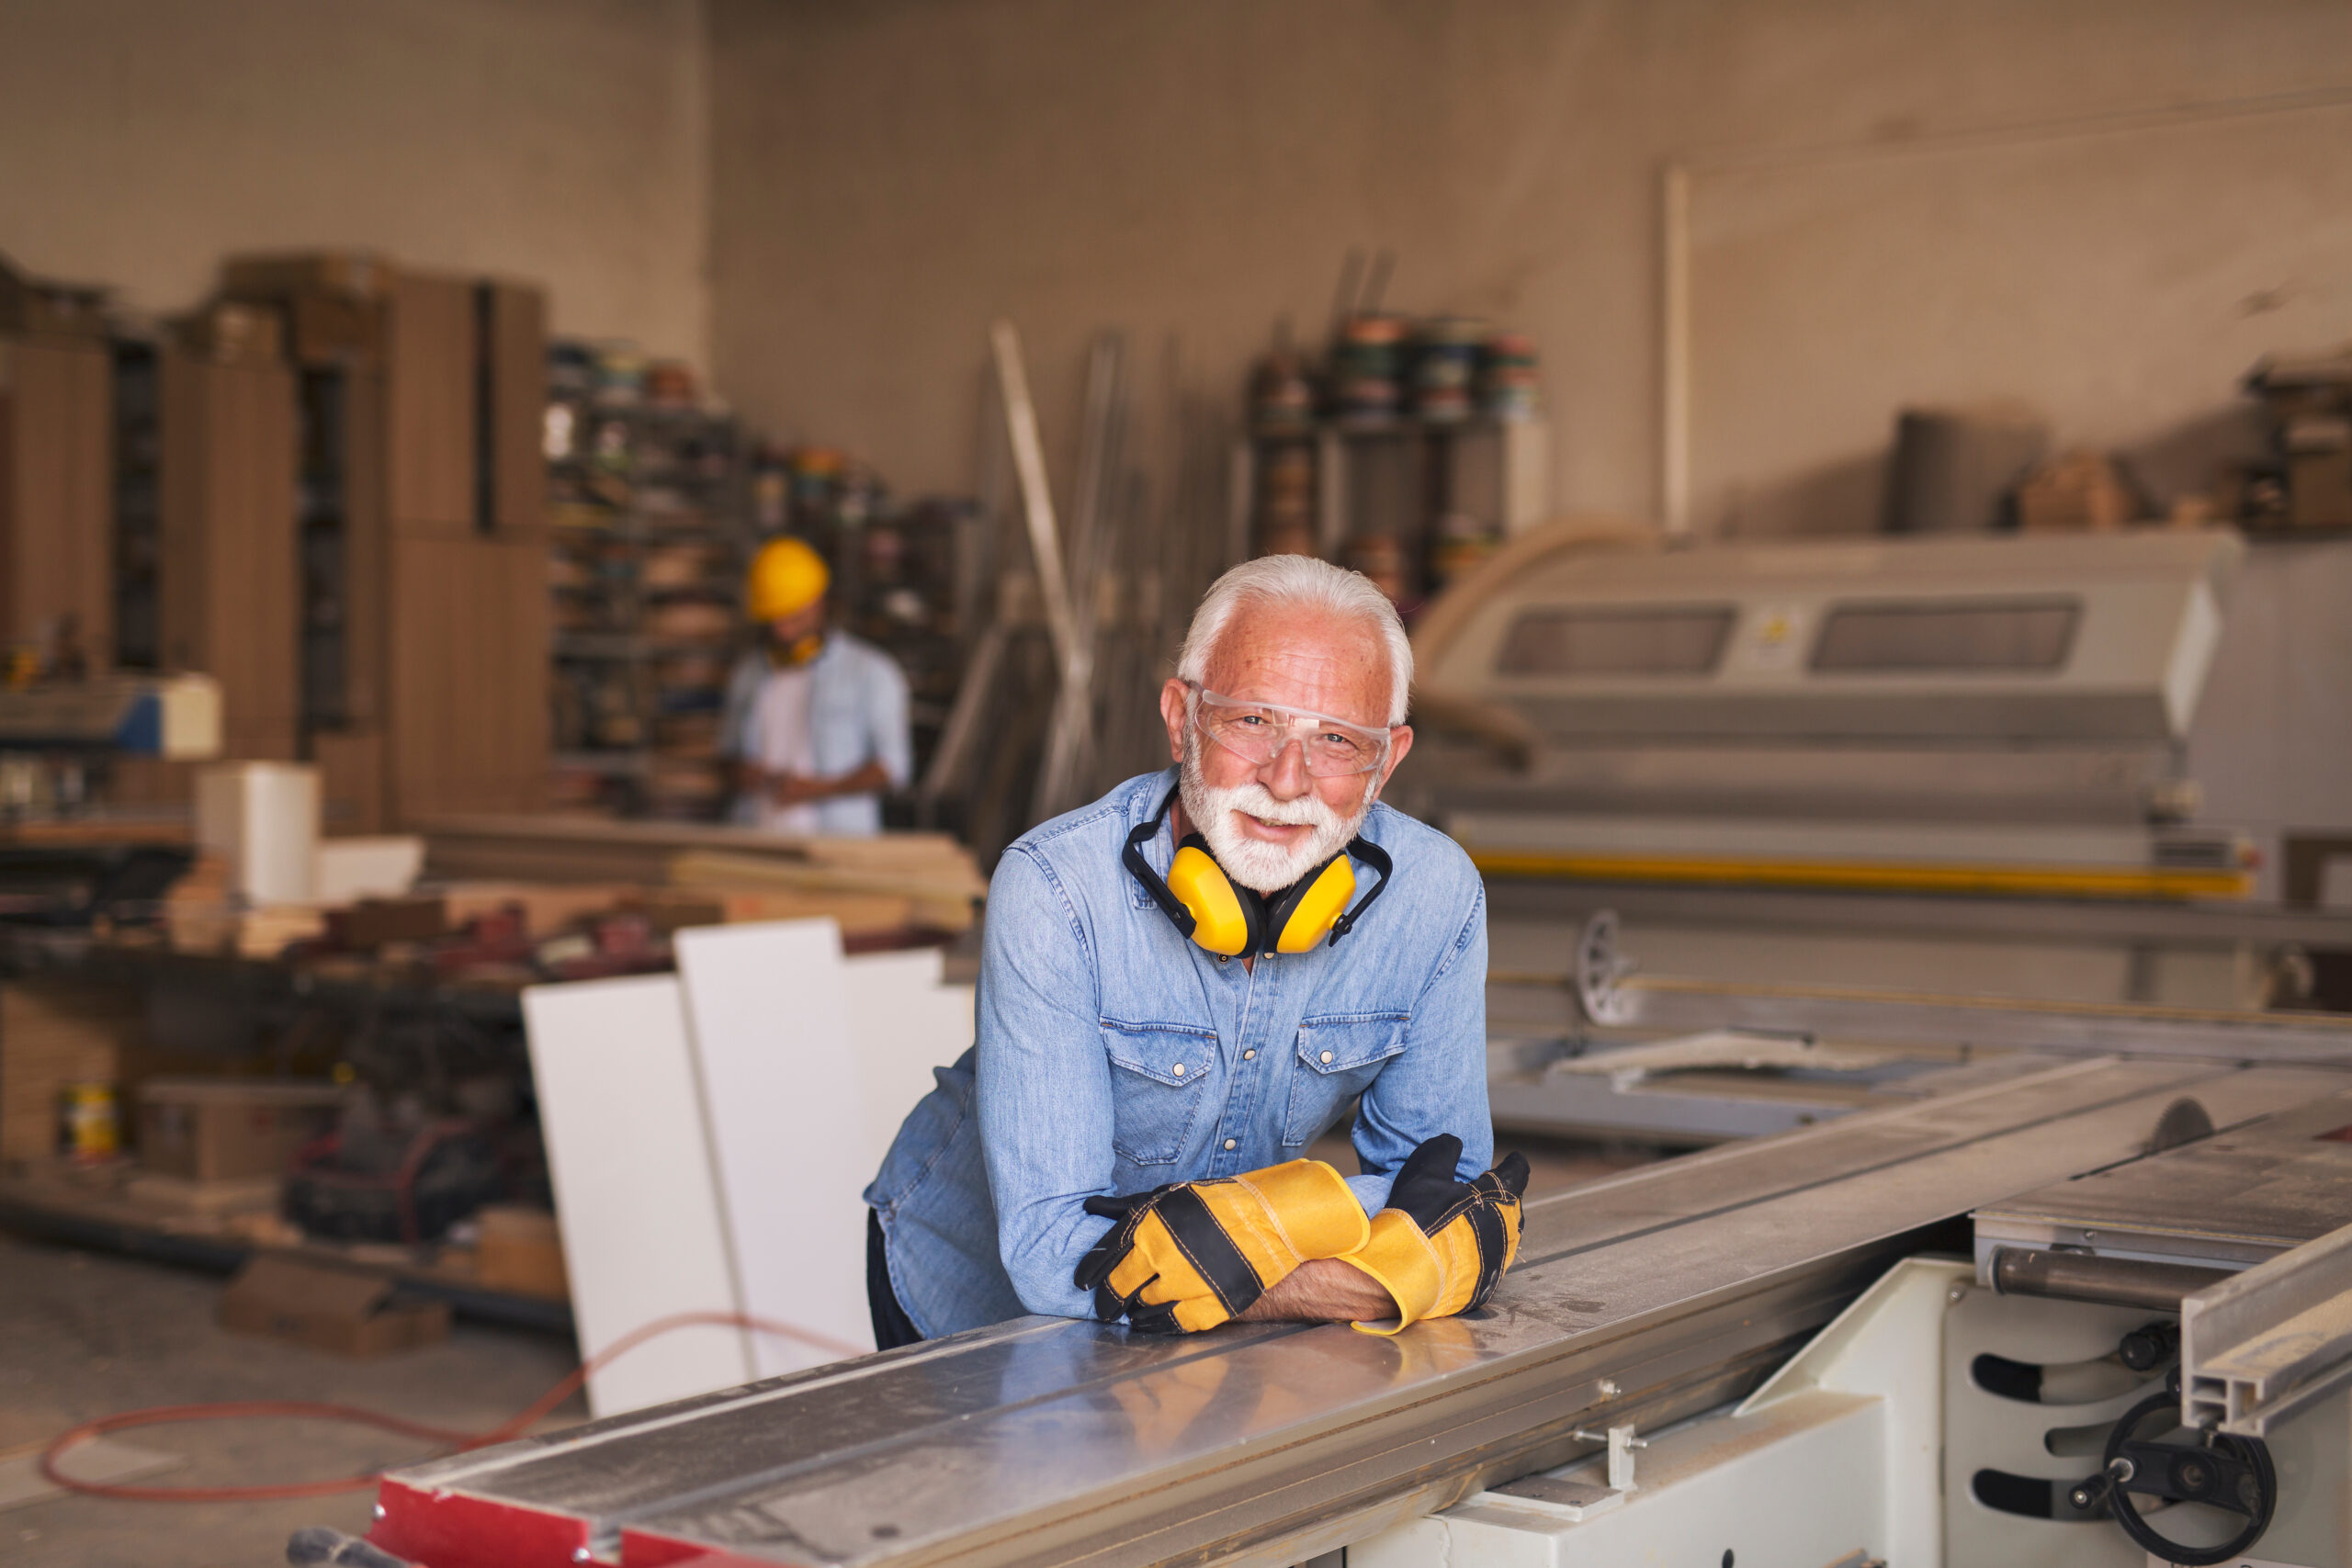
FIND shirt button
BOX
[1320,1050,1334,1064]
[1243,1049,1256,1061]
[1224,1138,1237,1150]
[1171,1063,1185,1077]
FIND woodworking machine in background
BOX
[1400,525,2352,1013]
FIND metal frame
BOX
[2184,1218,2352,1438]
[1568,912,2352,1061]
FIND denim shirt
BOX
[863,768,1491,1338]
[718,633,913,835]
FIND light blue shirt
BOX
[718,633,912,836]
[864,768,1493,1337]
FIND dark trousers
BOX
[866,1207,923,1350]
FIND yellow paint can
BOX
[58,1081,119,1163]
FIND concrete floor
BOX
[0,1233,584,1568]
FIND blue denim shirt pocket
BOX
[1283,1011,1409,1148]
[1101,1018,1218,1166]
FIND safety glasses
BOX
[1188,685,1393,777]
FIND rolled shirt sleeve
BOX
[975,848,1119,1317]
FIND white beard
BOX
[1178,738,1369,894]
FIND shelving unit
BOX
[546,396,750,820]
[109,341,161,672]
[1233,414,1549,607]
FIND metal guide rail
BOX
[1566,908,2352,1061]
[368,1056,2346,1568]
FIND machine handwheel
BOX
[2078,1382,2277,1567]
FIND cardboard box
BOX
[0,252,110,339]
[2289,450,2352,528]
[221,251,393,302]
[314,729,388,836]
[173,300,284,367]
[2016,449,2136,532]
[136,1077,345,1182]
[326,894,449,949]
[219,1254,449,1357]
[284,292,382,368]
[475,1204,569,1300]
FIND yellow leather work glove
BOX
[1338,1134,1530,1336]
[1073,1158,1370,1334]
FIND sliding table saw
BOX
[357,956,2352,1568]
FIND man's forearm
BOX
[831,759,891,797]
[1237,1258,1395,1323]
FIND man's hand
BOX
[1077,1161,1368,1333]
[756,759,894,809]
[767,771,831,807]
[1237,1258,1396,1323]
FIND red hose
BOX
[37,1310,865,1504]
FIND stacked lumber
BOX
[161,853,328,958]
[420,817,986,933]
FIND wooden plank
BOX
[385,530,550,820]
[490,283,547,536]
[522,974,751,1417]
[339,368,389,729]
[157,350,300,759]
[313,728,386,835]
[418,816,983,889]
[674,920,867,1374]
[0,335,113,668]
[384,273,473,529]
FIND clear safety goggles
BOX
[1188,685,1393,777]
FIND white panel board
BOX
[843,946,976,1159]
[675,919,866,1376]
[522,974,752,1417]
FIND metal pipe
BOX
[1990,1247,2233,1311]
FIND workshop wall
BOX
[0,0,711,365]
[708,0,2352,533]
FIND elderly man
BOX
[864,556,1524,1345]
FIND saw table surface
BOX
[372,1058,2346,1568]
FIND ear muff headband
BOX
[1123,789,1395,957]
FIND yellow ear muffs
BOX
[1165,840,1256,957]
[1264,856,1356,954]
[768,632,824,669]
[1123,787,1395,958]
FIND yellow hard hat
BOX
[746,536,830,622]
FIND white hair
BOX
[1176,556,1413,726]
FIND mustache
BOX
[1214,782,1341,829]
